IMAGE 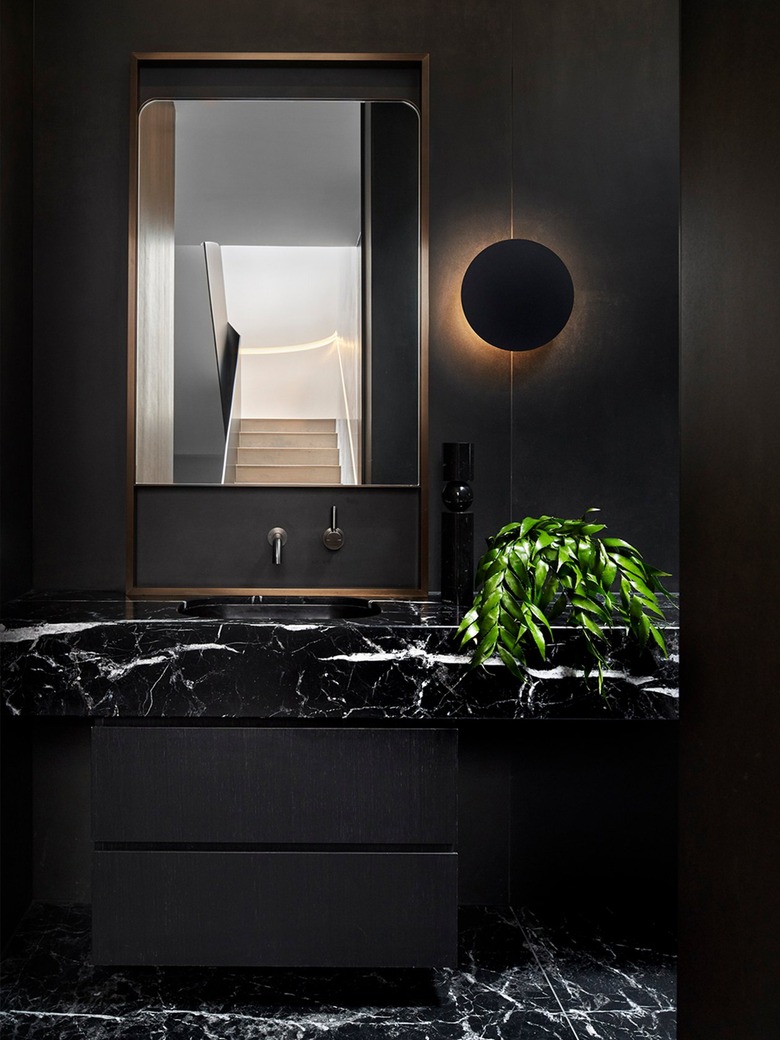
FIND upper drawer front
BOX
[92,726,457,844]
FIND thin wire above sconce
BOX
[461,5,574,352]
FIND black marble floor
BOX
[0,904,675,1039]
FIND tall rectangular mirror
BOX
[136,97,420,487]
[128,54,428,596]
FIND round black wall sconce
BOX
[461,238,574,351]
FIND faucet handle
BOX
[322,506,344,552]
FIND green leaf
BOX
[509,549,536,582]
[637,613,651,645]
[570,594,600,615]
[519,516,539,537]
[625,574,658,601]
[534,558,550,592]
[601,537,640,554]
[502,593,527,625]
[614,553,649,581]
[581,523,606,535]
[557,545,573,569]
[481,571,504,599]
[577,541,596,572]
[504,568,526,601]
[498,622,520,652]
[539,577,559,610]
[578,612,605,641]
[473,628,498,666]
[457,622,480,647]
[524,614,547,659]
[527,601,553,633]
[494,522,523,540]
[629,595,646,621]
[601,558,618,587]
[648,622,668,656]
[632,594,666,618]
[497,643,525,679]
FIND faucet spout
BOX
[267,527,288,565]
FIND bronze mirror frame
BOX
[125,52,429,599]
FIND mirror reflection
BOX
[135,99,420,487]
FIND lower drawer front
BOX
[92,851,457,967]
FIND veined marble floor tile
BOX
[517,907,676,1040]
[0,904,675,1039]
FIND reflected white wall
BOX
[222,246,348,348]
[239,346,345,419]
[221,246,360,421]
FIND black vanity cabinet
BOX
[91,725,458,967]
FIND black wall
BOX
[0,0,34,951]
[25,0,678,592]
[680,0,780,1035]
[0,0,33,604]
[17,0,780,1033]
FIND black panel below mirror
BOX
[134,485,421,593]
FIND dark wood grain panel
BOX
[92,726,457,844]
[92,850,457,966]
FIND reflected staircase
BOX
[235,419,341,484]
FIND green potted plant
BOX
[456,509,671,692]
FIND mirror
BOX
[134,97,420,488]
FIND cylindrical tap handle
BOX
[322,506,344,551]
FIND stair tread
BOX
[237,449,339,464]
[239,418,337,432]
[239,435,338,447]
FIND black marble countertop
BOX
[0,592,679,720]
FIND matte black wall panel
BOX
[509,723,677,924]
[27,0,678,597]
[139,62,421,107]
[135,485,420,589]
[33,721,92,904]
[510,0,679,588]
[92,726,456,844]
[0,0,34,605]
[0,719,32,951]
[368,102,420,485]
[680,0,780,1034]
[457,722,510,904]
[92,850,457,966]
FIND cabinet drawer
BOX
[92,850,457,967]
[92,726,457,845]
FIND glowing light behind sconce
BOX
[461,239,574,351]
[239,331,338,355]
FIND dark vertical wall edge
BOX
[680,0,780,1034]
[0,719,32,951]
[0,0,34,604]
[510,723,677,927]
[0,0,35,948]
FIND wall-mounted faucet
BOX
[267,527,288,565]
[322,506,344,552]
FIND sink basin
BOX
[178,596,381,622]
